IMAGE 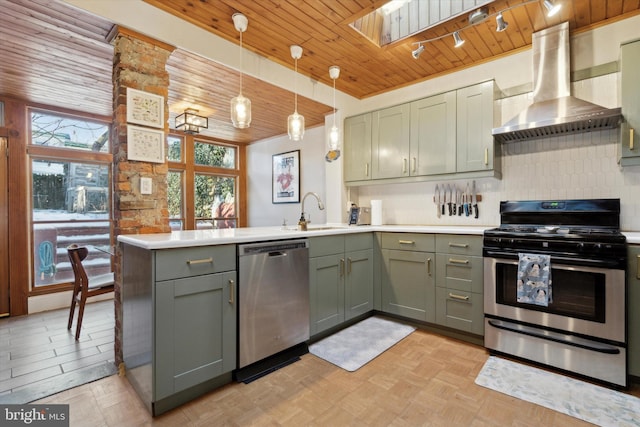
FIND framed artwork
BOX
[126,88,164,129]
[127,125,165,163]
[272,150,300,204]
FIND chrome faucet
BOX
[299,192,325,231]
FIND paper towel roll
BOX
[371,200,382,225]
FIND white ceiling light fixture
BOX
[496,12,508,32]
[230,13,251,129]
[453,31,465,48]
[543,0,561,17]
[411,44,425,59]
[326,65,341,162]
[288,45,305,141]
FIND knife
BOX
[472,180,479,219]
[458,185,464,216]
[435,184,441,218]
[464,182,470,217]
[441,185,446,216]
[447,184,453,216]
[453,186,458,216]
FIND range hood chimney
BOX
[492,22,622,143]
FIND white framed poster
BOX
[126,88,164,129]
[127,125,165,163]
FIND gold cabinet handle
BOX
[636,254,640,280]
[412,157,416,173]
[340,258,345,277]
[187,257,213,265]
[449,258,469,264]
[631,128,635,151]
[484,148,489,165]
[402,158,407,174]
[448,243,468,248]
[448,292,469,301]
[347,257,352,275]
[365,163,369,177]
[228,279,235,304]
[398,240,415,245]
[427,257,432,276]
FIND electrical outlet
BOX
[140,177,152,195]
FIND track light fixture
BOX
[496,12,508,32]
[410,0,561,57]
[543,0,561,17]
[453,31,465,48]
[411,44,425,59]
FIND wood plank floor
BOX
[33,326,640,426]
[0,300,116,403]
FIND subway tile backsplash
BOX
[357,73,640,231]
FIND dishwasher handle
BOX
[268,251,288,257]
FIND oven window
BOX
[495,263,606,323]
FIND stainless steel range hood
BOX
[492,22,622,143]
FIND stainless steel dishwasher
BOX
[237,239,310,378]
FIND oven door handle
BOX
[483,250,624,269]
[487,319,621,354]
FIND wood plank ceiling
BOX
[2,0,640,144]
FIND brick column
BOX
[112,27,174,365]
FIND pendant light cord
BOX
[239,30,244,96]
[332,77,336,127]
[294,57,298,113]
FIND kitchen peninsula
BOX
[118,224,487,415]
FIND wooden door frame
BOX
[0,134,8,316]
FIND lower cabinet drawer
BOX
[155,245,236,281]
[435,287,483,336]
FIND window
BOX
[168,134,241,230]
[28,110,112,291]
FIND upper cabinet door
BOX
[410,91,457,176]
[372,104,411,179]
[456,81,495,173]
[620,40,640,166]
[344,113,373,182]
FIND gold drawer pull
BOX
[636,254,640,279]
[484,148,489,165]
[347,257,352,274]
[449,293,469,301]
[631,128,635,151]
[449,258,469,264]
[340,258,345,277]
[187,257,213,265]
[365,163,369,177]
[402,158,407,174]
[229,279,235,304]
[427,257,432,275]
[448,243,468,248]
[398,240,415,245]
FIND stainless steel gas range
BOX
[483,199,627,387]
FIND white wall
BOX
[247,126,327,227]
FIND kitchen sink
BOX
[281,225,348,232]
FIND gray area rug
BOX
[475,356,640,427]
[309,316,415,372]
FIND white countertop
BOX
[117,224,490,250]
[624,232,640,245]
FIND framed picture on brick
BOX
[126,88,164,129]
[127,125,165,163]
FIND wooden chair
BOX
[67,244,114,340]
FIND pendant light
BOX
[328,66,340,149]
[288,45,305,141]
[230,13,251,129]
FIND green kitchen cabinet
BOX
[372,104,411,179]
[434,234,484,335]
[344,113,372,182]
[620,40,640,166]
[380,233,435,322]
[122,243,237,415]
[628,244,640,377]
[409,91,457,176]
[309,234,374,336]
[456,81,496,173]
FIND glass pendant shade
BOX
[230,95,251,129]
[328,125,339,150]
[288,111,305,141]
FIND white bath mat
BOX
[308,316,415,372]
[475,356,640,427]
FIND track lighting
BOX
[410,0,558,58]
[543,0,561,17]
[411,44,424,59]
[496,12,508,32]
